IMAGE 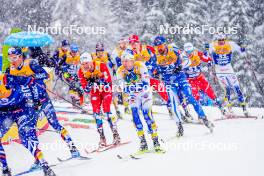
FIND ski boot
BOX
[176,122,184,137]
[220,107,227,116]
[202,117,214,133]
[138,135,148,153]
[215,98,227,116]
[2,166,11,176]
[112,127,121,145]
[29,160,42,171]
[98,128,107,148]
[124,107,131,114]
[68,142,80,158]
[116,110,123,120]
[168,107,174,119]
[180,111,191,123]
[153,137,165,153]
[184,108,193,120]
[42,163,56,176]
[240,102,248,117]
[226,102,233,113]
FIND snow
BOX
[3,103,264,176]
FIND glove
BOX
[207,61,213,67]
[113,69,117,76]
[63,72,71,79]
[87,76,99,84]
[84,84,92,93]
[238,42,246,52]
[174,65,182,73]
[33,100,42,111]
[62,54,67,60]
[204,43,210,50]
[46,51,51,57]
[203,50,208,56]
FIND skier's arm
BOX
[78,68,87,89]
[139,64,150,86]
[198,51,212,63]
[4,74,33,89]
[111,50,118,66]
[100,63,112,84]
[179,52,191,69]
[116,67,126,92]
[29,60,49,80]
[229,41,245,54]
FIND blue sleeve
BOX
[29,60,49,80]
[6,74,31,87]
[145,48,157,75]
[52,50,59,62]
[173,48,182,67]
[107,53,115,69]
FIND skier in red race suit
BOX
[78,52,121,148]
[182,43,225,114]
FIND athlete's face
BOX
[86,62,95,72]
[130,42,141,51]
[96,51,104,58]
[61,45,70,52]
[218,39,225,46]
[157,44,166,54]
[9,54,23,68]
[70,51,78,57]
[122,59,134,71]
[119,41,127,50]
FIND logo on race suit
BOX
[0,98,8,103]
[92,96,97,100]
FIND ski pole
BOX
[244,54,264,97]
[35,82,91,115]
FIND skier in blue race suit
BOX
[5,47,80,161]
[153,36,214,136]
[0,73,56,176]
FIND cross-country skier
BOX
[116,49,163,153]
[91,42,116,75]
[205,32,248,115]
[153,36,214,136]
[60,44,84,107]
[182,42,225,114]
[128,34,173,118]
[5,47,80,162]
[92,42,121,117]
[0,73,56,176]
[111,38,129,118]
[52,39,71,67]
[112,38,128,68]
[78,52,121,147]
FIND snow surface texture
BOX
[3,102,264,176]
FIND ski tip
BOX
[117,155,123,159]
[129,155,141,160]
